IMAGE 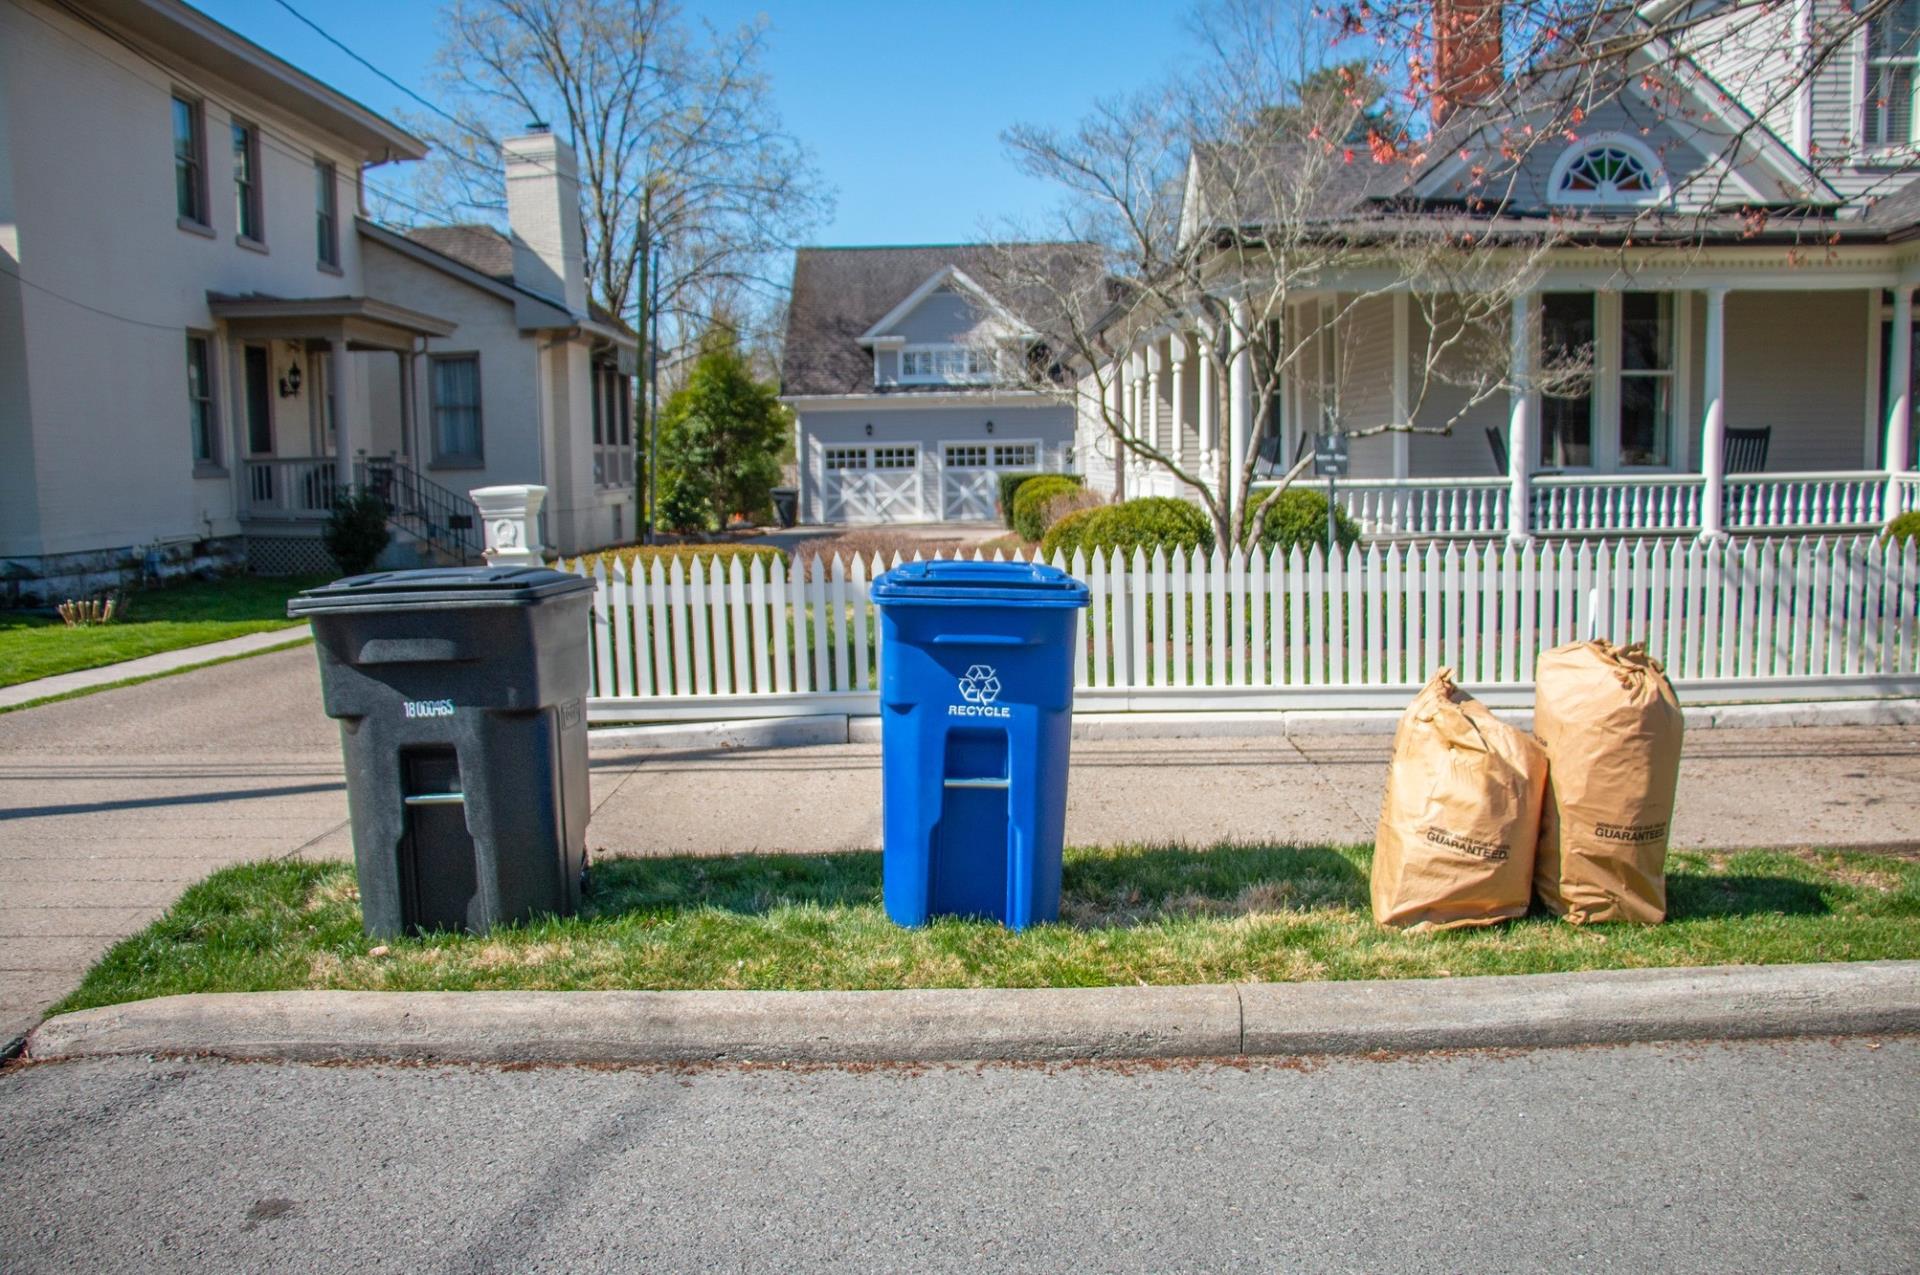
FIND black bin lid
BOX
[288,566,593,616]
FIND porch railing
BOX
[241,458,341,521]
[1269,471,1902,539]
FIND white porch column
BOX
[1886,285,1914,511]
[1104,361,1125,499]
[1228,298,1253,520]
[1391,292,1411,480]
[322,338,356,488]
[1700,286,1729,541]
[471,485,548,567]
[1144,341,1163,458]
[1506,292,1535,545]
[1170,334,1187,476]
[1197,336,1217,484]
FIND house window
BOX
[1547,135,1669,207]
[899,345,993,384]
[232,120,262,242]
[186,334,216,464]
[826,446,868,471]
[1540,293,1595,467]
[1866,2,1920,149]
[873,445,918,469]
[430,355,483,466]
[172,95,206,225]
[593,364,632,488]
[993,442,1037,468]
[945,444,989,468]
[1617,293,1673,467]
[315,161,339,267]
[1537,293,1673,470]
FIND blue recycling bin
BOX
[870,560,1090,930]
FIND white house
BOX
[1085,0,1920,542]
[780,245,1086,524]
[0,0,635,601]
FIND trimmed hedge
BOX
[1244,488,1361,555]
[1885,511,1920,547]
[999,472,1082,527]
[1039,506,1104,560]
[1052,497,1216,562]
[1010,475,1084,542]
[582,543,789,578]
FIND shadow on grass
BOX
[1666,873,1833,920]
[583,842,1369,929]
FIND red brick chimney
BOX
[1432,0,1503,128]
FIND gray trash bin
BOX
[288,566,595,939]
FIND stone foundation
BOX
[1,537,247,606]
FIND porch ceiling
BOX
[206,293,457,351]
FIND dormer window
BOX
[1865,2,1920,149]
[1548,134,1670,207]
[899,345,993,384]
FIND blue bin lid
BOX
[870,560,1089,608]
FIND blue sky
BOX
[189,0,1198,245]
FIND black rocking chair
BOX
[1723,426,1771,474]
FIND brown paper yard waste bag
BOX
[1371,669,1548,931]
[1533,640,1684,925]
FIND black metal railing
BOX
[357,456,481,563]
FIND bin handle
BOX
[928,634,1032,647]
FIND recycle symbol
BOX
[958,664,1002,705]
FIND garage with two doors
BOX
[819,439,1043,523]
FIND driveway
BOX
[4,645,1919,1044]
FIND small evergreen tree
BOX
[658,325,789,530]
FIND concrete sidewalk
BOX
[4,642,1918,1049]
[0,628,311,711]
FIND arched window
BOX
[1548,134,1671,207]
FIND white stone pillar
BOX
[471,485,549,567]
[1886,285,1913,512]
[1507,292,1535,545]
[1228,298,1253,522]
[1700,287,1729,541]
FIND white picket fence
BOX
[566,535,1920,722]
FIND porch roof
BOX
[205,292,457,351]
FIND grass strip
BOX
[0,638,312,716]
[0,574,328,688]
[54,843,1920,1012]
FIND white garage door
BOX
[824,444,920,523]
[941,441,1040,521]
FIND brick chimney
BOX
[1432,0,1503,128]
[502,126,588,315]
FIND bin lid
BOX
[870,559,1089,608]
[287,566,594,616]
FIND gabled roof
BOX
[781,243,1098,397]
[856,264,1028,344]
[363,220,635,345]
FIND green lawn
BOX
[53,842,1920,1013]
[0,574,327,688]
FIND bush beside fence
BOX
[563,535,1920,720]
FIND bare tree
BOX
[392,0,832,356]
[985,0,1558,552]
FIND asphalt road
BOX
[3,1036,1915,1274]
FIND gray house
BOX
[779,245,1085,524]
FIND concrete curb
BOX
[25,961,1920,1066]
[589,698,1919,751]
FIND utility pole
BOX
[647,237,663,543]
